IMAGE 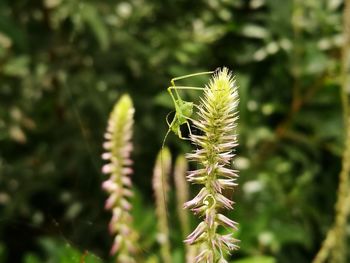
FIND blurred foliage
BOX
[21,238,103,263]
[0,0,348,262]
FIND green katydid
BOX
[158,71,215,222]
[161,71,214,149]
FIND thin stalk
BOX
[153,148,172,263]
[313,1,350,262]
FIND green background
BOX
[0,0,347,262]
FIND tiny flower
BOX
[102,164,113,174]
[102,152,112,160]
[185,222,207,245]
[216,213,238,230]
[102,180,118,192]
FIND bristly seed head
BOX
[184,67,240,262]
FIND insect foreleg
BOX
[167,86,179,109]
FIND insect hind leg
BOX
[175,113,195,140]
[176,124,192,141]
[171,71,214,87]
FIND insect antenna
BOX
[160,116,175,219]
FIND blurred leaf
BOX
[23,254,41,263]
[0,243,6,263]
[240,24,270,39]
[33,238,103,263]
[154,92,173,109]
[8,125,26,143]
[80,3,109,51]
[3,56,29,77]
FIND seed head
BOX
[184,68,240,262]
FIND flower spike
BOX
[184,67,240,262]
[101,94,138,263]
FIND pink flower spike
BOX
[101,94,138,261]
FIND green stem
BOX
[313,1,350,262]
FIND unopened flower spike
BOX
[152,147,172,263]
[174,155,190,238]
[184,67,240,262]
[174,155,199,262]
[101,94,139,263]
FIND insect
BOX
[159,70,214,218]
[162,70,214,149]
